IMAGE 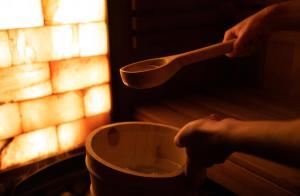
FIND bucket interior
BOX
[90,122,186,176]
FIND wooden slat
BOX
[131,0,218,12]
[134,104,295,195]
[161,98,229,120]
[134,104,191,127]
[132,12,220,32]
[184,93,274,120]
[200,88,300,119]
[136,91,300,194]
[239,88,300,112]
[160,93,300,194]
[230,153,300,193]
[208,160,293,196]
[133,29,220,50]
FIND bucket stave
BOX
[85,122,190,196]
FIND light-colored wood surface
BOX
[261,30,300,97]
[120,40,234,89]
[133,88,300,195]
[86,122,196,196]
[88,122,185,177]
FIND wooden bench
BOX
[133,87,300,195]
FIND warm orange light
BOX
[10,28,51,65]
[51,55,109,93]
[9,25,79,65]
[0,63,51,103]
[57,119,90,152]
[0,127,58,170]
[9,82,52,102]
[0,0,111,171]
[83,84,111,117]
[78,22,108,57]
[57,112,110,152]
[20,91,84,132]
[0,103,21,140]
[0,0,43,30]
[51,25,79,60]
[43,0,106,25]
[0,31,11,67]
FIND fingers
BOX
[174,114,221,147]
[223,29,239,58]
[174,120,199,147]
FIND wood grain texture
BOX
[86,122,189,196]
[133,88,300,195]
[121,40,234,89]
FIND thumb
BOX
[174,121,198,147]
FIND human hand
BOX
[223,7,273,57]
[174,116,235,168]
[174,116,237,188]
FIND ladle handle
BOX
[175,39,235,66]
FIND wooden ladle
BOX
[120,39,235,89]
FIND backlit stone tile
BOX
[43,0,106,25]
[51,55,109,93]
[9,25,78,65]
[0,63,51,103]
[57,112,110,152]
[0,103,21,140]
[0,0,43,30]
[20,91,84,132]
[83,84,111,117]
[0,31,11,67]
[51,25,79,60]
[0,127,58,170]
[78,22,108,57]
[9,81,52,103]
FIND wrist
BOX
[217,119,242,154]
[252,5,276,31]
[263,2,290,30]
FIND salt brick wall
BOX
[0,0,111,170]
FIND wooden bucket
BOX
[85,121,189,196]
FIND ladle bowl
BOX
[120,39,235,89]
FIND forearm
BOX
[264,0,300,30]
[224,119,300,168]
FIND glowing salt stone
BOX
[78,22,108,57]
[51,55,109,93]
[6,81,52,103]
[9,27,52,65]
[43,0,106,25]
[57,113,110,152]
[0,0,43,30]
[0,31,11,67]
[9,25,77,65]
[20,91,84,132]
[51,25,79,60]
[0,63,51,103]
[0,139,8,151]
[0,103,21,140]
[83,84,111,117]
[0,127,58,170]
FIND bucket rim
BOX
[85,121,185,178]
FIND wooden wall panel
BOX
[261,31,300,97]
